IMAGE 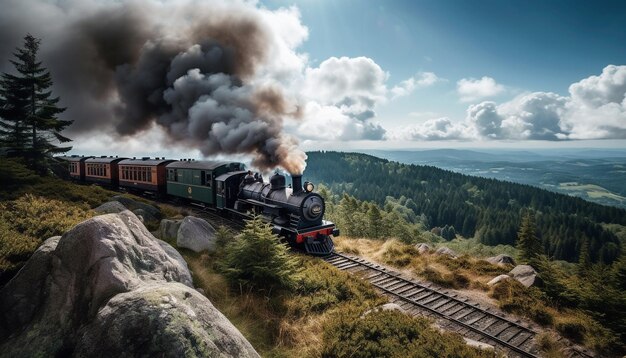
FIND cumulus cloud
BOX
[391,72,442,98]
[398,117,471,141]
[297,102,385,141]
[457,76,505,102]
[298,56,393,140]
[403,65,626,142]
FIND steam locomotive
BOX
[58,155,336,255]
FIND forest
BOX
[304,151,625,264]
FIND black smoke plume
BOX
[0,0,306,173]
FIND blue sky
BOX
[261,0,626,149]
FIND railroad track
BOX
[323,252,595,358]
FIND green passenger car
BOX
[165,160,245,205]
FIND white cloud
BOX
[457,76,505,102]
[391,72,442,98]
[398,117,472,141]
[402,65,626,141]
[295,56,394,140]
[297,102,385,141]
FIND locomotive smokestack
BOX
[292,175,303,195]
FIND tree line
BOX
[305,151,625,263]
[0,34,71,172]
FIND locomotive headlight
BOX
[304,181,315,193]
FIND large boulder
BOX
[158,219,182,242]
[0,210,258,357]
[509,265,541,287]
[93,200,127,214]
[415,243,431,254]
[177,216,217,253]
[74,283,258,357]
[486,254,516,266]
[111,195,162,221]
[435,246,458,258]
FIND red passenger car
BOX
[58,155,94,181]
[118,157,175,194]
[84,156,127,187]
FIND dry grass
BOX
[334,236,508,291]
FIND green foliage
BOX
[219,215,300,292]
[0,34,71,170]
[0,194,92,280]
[516,212,542,263]
[320,309,488,358]
[289,259,384,316]
[305,151,624,263]
[322,190,424,243]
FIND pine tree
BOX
[219,215,299,292]
[577,237,591,275]
[0,34,72,170]
[367,203,383,239]
[516,212,542,263]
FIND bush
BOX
[0,194,93,282]
[490,279,554,325]
[289,258,384,316]
[380,239,418,267]
[321,309,486,358]
[555,317,586,343]
[219,215,300,292]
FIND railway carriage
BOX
[118,157,176,194]
[84,156,127,186]
[58,155,94,181]
[165,160,245,205]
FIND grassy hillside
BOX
[304,151,625,264]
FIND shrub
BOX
[490,279,554,325]
[555,316,586,343]
[0,194,93,282]
[289,258,384,316]
[321,309,486,358]
[380,239,418,267]
[219,215,300,292]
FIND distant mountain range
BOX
[359,149,626,209]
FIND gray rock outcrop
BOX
[159,218,182,242]
[0,210,258,358]
[509,264,541,287]
[415,243,431,254]
[74,283,258,357]
[93,200,127,214]
[435,246,458,258]
[486,254,516,266]
[177,216,217,253]
[112,195,162,221]
[487,274,511,286]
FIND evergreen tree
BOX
[0,34,72,169]
[219,215,299,292]
[367,203,383,239]
[516,212,542,263]
[578,237,591,275]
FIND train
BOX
[58,155,337,255]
